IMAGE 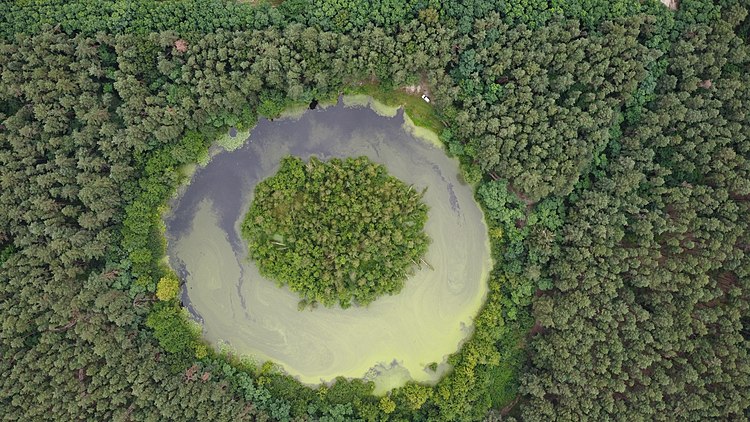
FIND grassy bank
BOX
[343,83,445,136]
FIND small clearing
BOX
[660,0,679,10]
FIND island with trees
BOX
[242,155,430,309]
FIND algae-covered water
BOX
[164,97,491,392]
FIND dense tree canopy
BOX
[242,156,429,308]
[521,16,750,420]
[0,0,748,421]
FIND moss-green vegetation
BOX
[156,275,180,301]
[242,156,430,308]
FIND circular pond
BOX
[164,97,491,392]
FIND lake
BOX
[164,96,491,393]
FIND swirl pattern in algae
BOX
[164,97,491,393]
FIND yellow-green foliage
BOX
[378,396,396,414]
[194,343,209,359]
[156,275,179,301]
[399,382,432,410]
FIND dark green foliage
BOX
[521,15,750,420]
[478,180,527,227]
[242,156,430,308]
[442,17,656,202]
[438,0,649,31]
[0,7,456,418]
[1,0,749,420]
[0,244,14,267]
[257,92,287,119]
[146,303,196,355]
[304,0,422,33]
[0,0,282,40]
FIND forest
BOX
[0,0,748,421]
[242,155,430,309]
